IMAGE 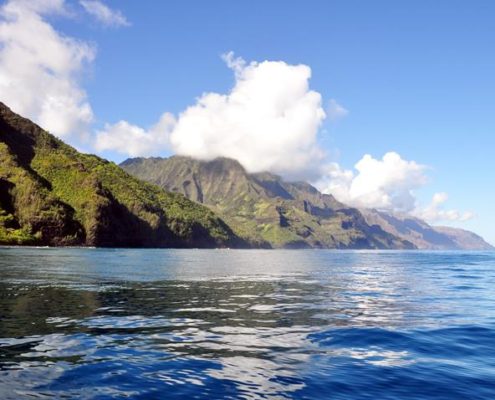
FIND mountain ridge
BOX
[0,102,244,248]
[361,208,493,250]
[121,156,493,250]
[121,156,415,249]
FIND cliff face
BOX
[430,226,493,250]
[0,103,243,248]
[361,209,494,250]
[121,156,414,249]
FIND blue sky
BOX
[1,0,494,244]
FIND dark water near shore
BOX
[1,248,495,399]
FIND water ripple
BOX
[1,248,495,399]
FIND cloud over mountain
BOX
[316,152,427,212]
[95,51,473,223]
[415,192,475,222]
[314,152,473,222]
[96,52,326,177]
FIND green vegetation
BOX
[121,156,415,249]
[0,208,36,244]
[0,102,242,247]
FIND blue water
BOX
[1,249,495,399]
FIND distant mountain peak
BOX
[361,208,493,250]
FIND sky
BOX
[0,0,494,244]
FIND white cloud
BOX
[221,51,246,76]
[80,0,129,27]
[5,0,68,15]
[95,112,175,157]
[315,152,474,223]
[327,98,349,121]
[414,192,475,222]
[96,52,326,177]
[170,52,326,176]
[0,0,95,140]
[316,152,427,211]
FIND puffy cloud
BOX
[79,0,129,27]
[170,53,326,176]
[95,113,175,157]
[0,0,95,140]
[96,52,326,177]
[315,152,473,223]
[414,192,475,222]
[316,152,427,212]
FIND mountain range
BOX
[361,209,492,250]
[1,101,491,250]
[121,156,493,250]
[0,102,243,247]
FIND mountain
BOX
[361,209,493,250]
[0,103,244,247]
[121,156,414,249]
[428,226,493,250]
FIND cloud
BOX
[96,52,326,177]
[327,98,349,121]
[316,152,427,211]
[0,0,95,140]
[80,0,129,27]
[221,51,246,76]
[414,192,475,222]
[315,152,473,223]
[4,0,68,15]
[95,113,175,156]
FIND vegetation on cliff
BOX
[0,102,243,247]
[121,156,414,249]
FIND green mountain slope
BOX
[121,156,415,249]
[0,103,243,247]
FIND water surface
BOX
[1,248,495,399]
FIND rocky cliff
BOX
[121,156,414,249]
[0,103,243,248]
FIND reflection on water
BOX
[1,248,495,399]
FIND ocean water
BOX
[0,248,495,399]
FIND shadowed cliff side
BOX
[0,102,245,248]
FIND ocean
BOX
[1,248,494,399]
